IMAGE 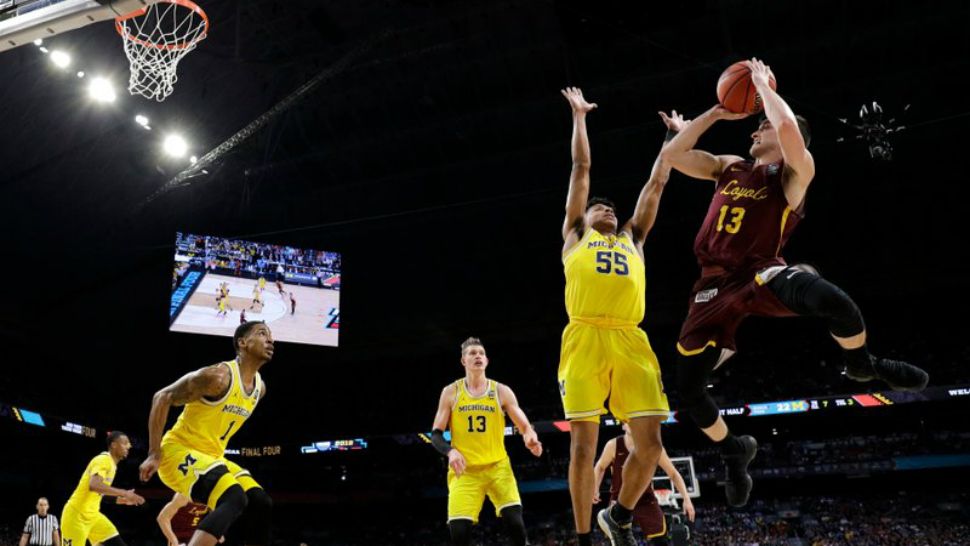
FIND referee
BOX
[20,498,60,546]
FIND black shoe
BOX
[722,435,758,507]
[596,507,636,546]
[846,355,929,392]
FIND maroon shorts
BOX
[633,496,666,538]
[677,266,796,355]
[610,491,665,538]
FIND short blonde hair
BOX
[461,337,484,354]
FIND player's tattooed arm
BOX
[139,364,230,481]
[165,364,231,405]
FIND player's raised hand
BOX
[658,110,691,133]
[523,429,543,457]
[139,452,160,482]
[561,87,597,115]
[710,104,750,121]
[448,448,467,477]
[746,57,774,91]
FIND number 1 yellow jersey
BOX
[449,379,507,466]
[162,359,262,458]
[564,229,645,327]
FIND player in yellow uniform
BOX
[559,87,681,546]
[139,321,274,546]
[61,432,145,546]
[249,283,263,311]
[257,276,266,292]
[430,337,543,546]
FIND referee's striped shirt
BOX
[23,514,59,546]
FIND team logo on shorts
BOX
[558,380,566,397]
[178,454,198,476]
[64,540,72,546]
[694,288,718,303]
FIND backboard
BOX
[0,0,153,52]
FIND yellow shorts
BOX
[447,456,521,523]
[158,442,262,509]
[61,504,118,546]
[558,322,669,422]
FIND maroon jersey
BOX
[172,503,210,542]
[693,160,803,271]
[609,435,656,508]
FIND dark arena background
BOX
[1,1,968,545]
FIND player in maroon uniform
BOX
[661,58,928,507]
[593,425,695,545]
[157,494,214,546]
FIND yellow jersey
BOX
[65,452,116,517]
[449,379,507,466]
[162,359,262,458]
[563,229,645,327]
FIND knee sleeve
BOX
[243,488,273,546]
[448,519,473,546]
[500,505,527,546]
[675,349,721,429]
[198,484,248,539]
[767,267,865,338]
[102,537,127,546]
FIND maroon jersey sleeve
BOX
[692,160,803,271]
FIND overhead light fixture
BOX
[88,77,116,103]
[163,134,188,158]
[49,50,71,68]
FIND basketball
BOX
[717,61,777,114]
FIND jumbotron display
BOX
[170,233,341,347]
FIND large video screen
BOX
[170,233,341,347]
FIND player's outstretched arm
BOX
[561,87,597,244]
[431,384,466,476]
[156,494,189,546]
[661,106,747,181]
[658,449,695,522]
[592,438,617,505]
[747,58,815,202]
[89,475,145,506]
[497,384,542,457]
[626,111,691,245]
[139,365,231,482]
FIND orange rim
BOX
[115,0,209,51]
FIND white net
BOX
[654,489,679,508]
[116,0,208,102]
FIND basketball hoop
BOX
[115,0,209,101]
[654,488,679,509]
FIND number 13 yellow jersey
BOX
[450,379,506,466]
